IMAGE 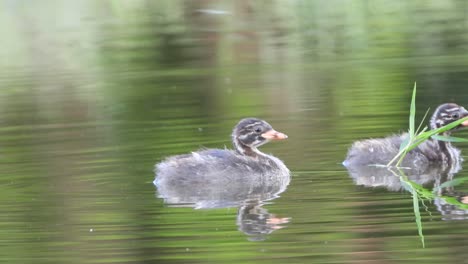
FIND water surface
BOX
[2,1,468,263]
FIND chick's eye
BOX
[451,113,460,119]
[254,127,262,133]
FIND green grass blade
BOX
[396,148,410,167]
[415,108,430,134]
[399,176,413,192]
[409,83,417,136]
[389,83,468,167]
[404,138,427,152]
[399,135,410,152]
[434,176,468,191]
[439,196,468,209]
[413,192,425,249]
[419,117,468,138]
[431,135,468,142]
[398,173,426,248]
[394,116,468,165]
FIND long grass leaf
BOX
[419,117,468,138]
[396,148,410,167]
[404,138,427,152]
[431,135,468,142]
[416,108,430,134]
[390,83,468,167]
[434,177,468,191]
[398,173,426,248]
[399,135,410,152]
[412,187,425,248]
[439,196,468,209]
[409,83,417,136]
[387,148,408,166]
[399,178,412,192]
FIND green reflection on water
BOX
[1,0,468,263]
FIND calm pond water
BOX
[2,1,468,263]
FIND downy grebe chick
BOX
[154,118,290,197]
[344,103,468,167]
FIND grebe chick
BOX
[154,118,290,198]
[344,103,468,167]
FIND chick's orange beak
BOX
[461,107,468,126]
[261,129,288,140]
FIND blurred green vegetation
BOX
[1,0,468,263]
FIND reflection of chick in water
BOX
[237,203,290,241]
[434,189,468,221]
[345,160,468,221]
[462,196,468,204]
[345,164,455,192]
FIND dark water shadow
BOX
[154,171,291,241]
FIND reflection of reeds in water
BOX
[434,177,468,221]
[345,157,468,247]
